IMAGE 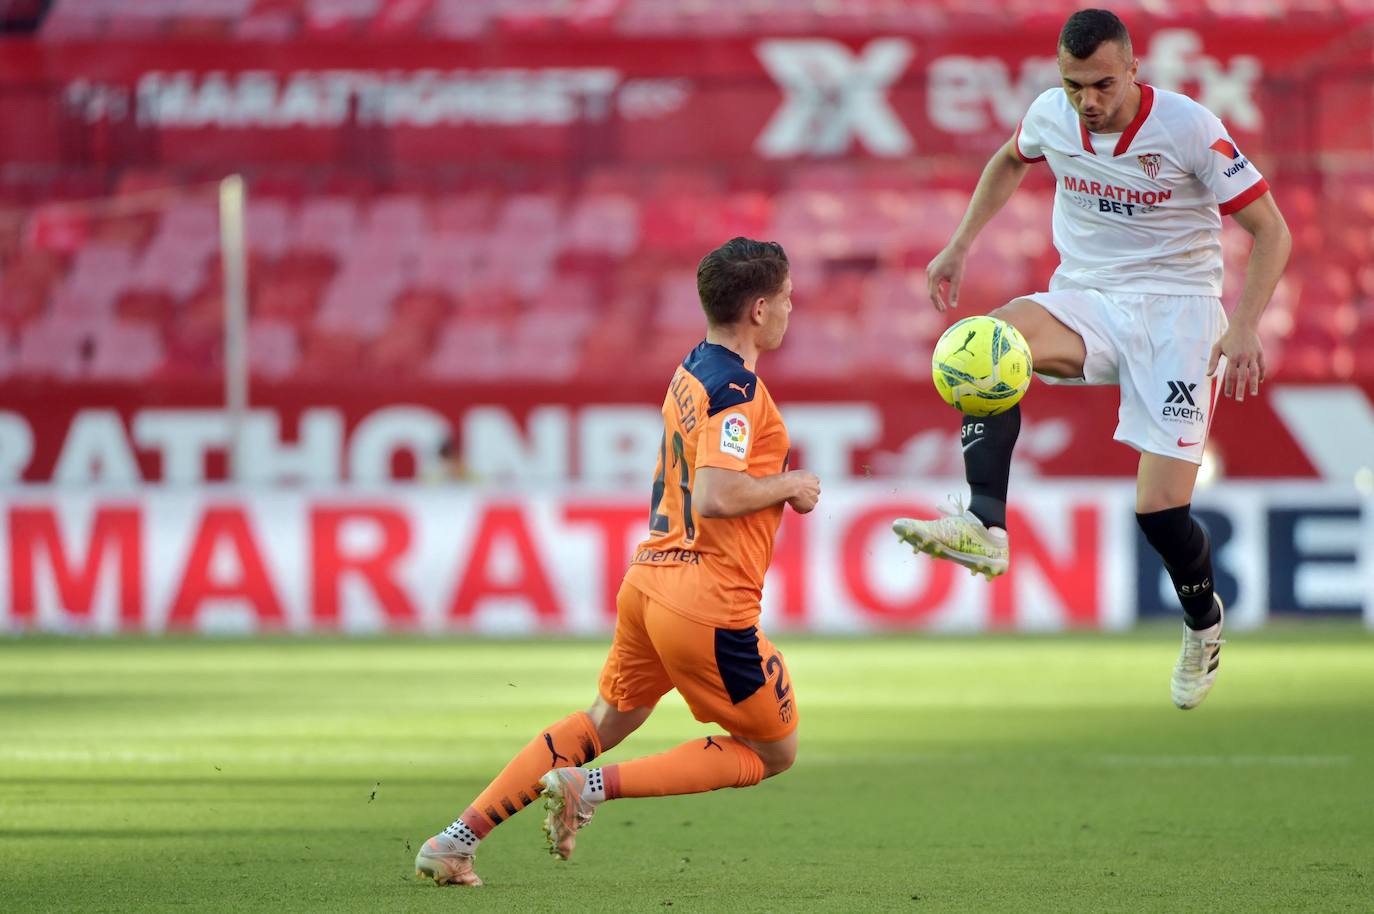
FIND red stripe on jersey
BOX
[1079,120,1094,154]
[1013,120,1045,163]
[1113,83,1154,156]
[1219,178,1270,216]
[1210,138,1239,159]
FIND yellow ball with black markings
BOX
[931,315,1033,416]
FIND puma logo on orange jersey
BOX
[728,382,751,397]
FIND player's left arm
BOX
[1208,191,1291,402]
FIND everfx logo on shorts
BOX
[1163,380,1205,421]
[754,38,914,158]
[1164,381,1198,406]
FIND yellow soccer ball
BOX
[931,315,1033,416]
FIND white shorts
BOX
[1025,279,1227,465]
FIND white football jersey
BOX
[1015,83,1269,297]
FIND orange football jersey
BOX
[623,341,791,628]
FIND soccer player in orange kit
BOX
[415,237,821,886]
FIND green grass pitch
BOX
[1,627,1371,913]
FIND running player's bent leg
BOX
[415,709,606,885]
[588,705,785,799]
[562,724,794,810]
[441,711,603,846]
[539,600,793,859]
[598,735,768,798]
[539,732,770,860]
[432,675,655,856]
[1135,453,1219,631]
[738,729,798,778]
[417,584,668,883]
[592,726,795,798]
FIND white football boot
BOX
[1171,595,1225,710]
[414,834,483,886]
[892,497,1009,580]
[540,768,599,860]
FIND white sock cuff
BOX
[440,819,481,853]
[582,767,608,804]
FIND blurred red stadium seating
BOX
[1,171,1369,383]
[4,1,1372,385]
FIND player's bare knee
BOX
[988,297,1038,332]
[740,732,797,779]
[587,695,649,753]
[760,745,797,778]
[1136,476,1194,513]
[586,694,614,725]
[1136,454,1202,514]
[992,299,1058,370]
[990,297,1086,378]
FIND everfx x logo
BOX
[1165,381,1198,405]
[755,38,914,158]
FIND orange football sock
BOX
[601,736,765,799]
[457,711,601,839]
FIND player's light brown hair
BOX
[696,237,789,327]
[1059,8,1132,59]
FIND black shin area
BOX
[962,405,1021,530]
[1135,504,1220,630]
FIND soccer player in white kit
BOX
[893,9,1291,709]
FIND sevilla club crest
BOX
[1137,153,1162,180]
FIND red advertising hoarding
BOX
[3,379,1369,484]
[2,483,1367,634]
[0,24,1367,171]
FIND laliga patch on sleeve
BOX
[719,412,749,459]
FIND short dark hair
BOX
[696,237,789,327]
[1059,9,1131,59]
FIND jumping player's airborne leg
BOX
[961,406,1021,532]
[892,406,1017,579]
[894,299,1087,579]
[1136,454,1225,709]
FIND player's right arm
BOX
[927,132,1032,312]
[694,466,820,518]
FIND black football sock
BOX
[961,405,1021,530]
[1135,505,1220,630]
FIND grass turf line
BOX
[0,629,1371,914]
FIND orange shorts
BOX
[598,580,798,744]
